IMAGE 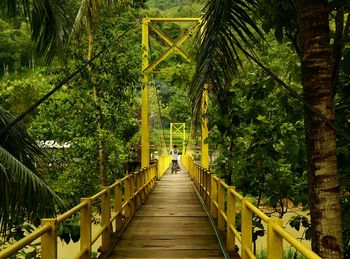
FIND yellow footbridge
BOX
[0,156,321,259]
[0,17,322,259]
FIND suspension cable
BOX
[147,28,168,155]
[0,24,137,136]
[153,74,168,155]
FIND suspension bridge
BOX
[0,18,322,259]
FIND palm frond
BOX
[0,107,42,171]
[70,0,103,39]
[0,107,65,233]
[31,0,74,63]
[0,146,65,233]
[191,0,264,115]
[70,0,132,40]
[0,0,30,18]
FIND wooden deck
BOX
[108,166,225,258]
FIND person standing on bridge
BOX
[170,145,179,174]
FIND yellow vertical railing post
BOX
[136,172,141,207]
[125,175,131,218]
[147,167,150,191]
[157,158,161,179]
[80,198,92,259]
[140,169,145,201]
[130,175,135,215]
[202,170,206,201]
[218,181,225,231]
[148,167,152,186]
[241,198,253,259]
[194,164,197,186]
[144,168,148,194]
[190,157,194,179]
[206,171,211,207]
[196,166,200,189]
[199,168,202,190]
[141,17,150,168]
[210,175,218,219]
[227,187,236,252]
[41,219,57,259]
[204,170,208,202]
[146,168,149,198]
[150,166,157,191]
[198,168,201,189]
[267,219,283,259]
[146,167,150,190]
[151,166,157,189]
[201,90,209,169]
[101,187,111,253]
[201,168,207,196]
[114,182,123,232]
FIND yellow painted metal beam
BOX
[149,18,201,22]
[141,17,150,167]
[149,23,190,62]
[143,22,200,73]
[170,123,186,153]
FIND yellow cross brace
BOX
[143,19,201,73]
[170,123,186,155]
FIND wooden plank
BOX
[115,235,220,250]
[108,168,225,258]
[110,249,224,258]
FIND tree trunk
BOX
[87,27,107,186]
[297,1,343,258]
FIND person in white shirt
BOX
[170,145,179,174]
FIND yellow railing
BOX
[156,155,172,179]
[0,162,165,259]
[182,155,322,259]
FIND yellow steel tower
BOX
[141,17,203,168]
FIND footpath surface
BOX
[109,166,225,258]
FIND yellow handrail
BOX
[0,160,167,259]
[182,154,322,259]
[0,224,51,258]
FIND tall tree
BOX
[192,0,344,257]
[73,0,108,185]
[297,1,343,257]
[72,0,146,186]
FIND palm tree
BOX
[0,107,65,234]
[192,0,343,258]
[298,1,343,257]
[71,0,109,186]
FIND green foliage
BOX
[256,248,306,259]
[0,18,32,76]
[208,36,307,216]
[0,72,51,115]
[289,215,312,241]
[58,216,80,244]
